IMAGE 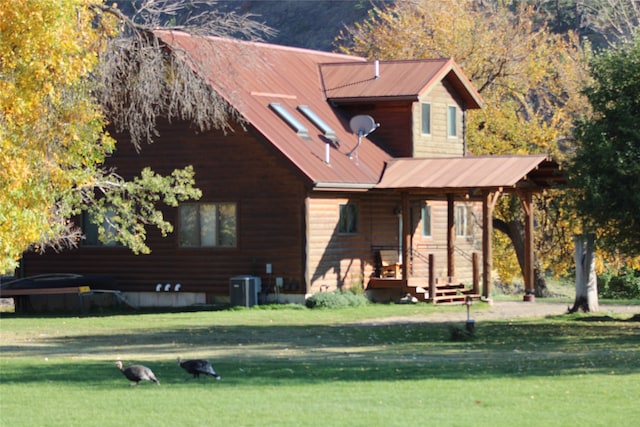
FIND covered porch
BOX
[367,155,565,303]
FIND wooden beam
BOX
[472,252,480,295]
[401,192,411,280]
[520,191,535,300]
[482,190,500,298]
[447,193,455,279]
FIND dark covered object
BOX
[1,274,115,290]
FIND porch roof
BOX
[375,155,564,194]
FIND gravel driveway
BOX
[355,300,640,325]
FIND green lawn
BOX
[1,304,639,426]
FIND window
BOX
[448,105,458,137]
[179,203,237,247]
[269,103,309,139]
[421,103,431,134]
[297,105,337,142]
[455,204,473,237]
[338,203,358,234]
[421,202,432,237]
[81,209,120,247]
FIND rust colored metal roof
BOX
[320,59,483,108]
[376,155,564,193]
[154,31,389,188]
[153,32,557,194]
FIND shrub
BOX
[598,267,640,299]
[305,290,369,309]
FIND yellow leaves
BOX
[338,0,590,157]
[336,0,595,282]
[0,0,119,273]
[2,1,97,123]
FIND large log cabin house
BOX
[16,32,563,309]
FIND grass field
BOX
[1,303,639,427]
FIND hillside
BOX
[216,0,389,52]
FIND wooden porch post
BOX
[447,193,455,279]
[401,192,411,280]
[482,190,500,299]
[521,191,535,301]
[472,252,480,295]
[428,253,435,303]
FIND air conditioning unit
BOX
[229,275,261,307]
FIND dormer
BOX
[320,58,482,158]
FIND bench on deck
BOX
[379,249,402,278]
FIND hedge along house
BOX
[18,32,563,308]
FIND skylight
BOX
[297,105,337,142]
[269,103,309,139]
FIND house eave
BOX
[328,95,418,104]
[313,182,376,191]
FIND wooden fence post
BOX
[428,253,435,303]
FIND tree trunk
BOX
[569,234,599,313]
[494,218,548,297]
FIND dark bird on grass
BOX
[116,360,160,386]
[177,357,221,380]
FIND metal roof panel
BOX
[376,155,564,191]
[320,59,483,108]
[154,31,390,187]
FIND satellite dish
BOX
[347,115,379,159]
[349,115,378,137]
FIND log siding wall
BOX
[22,84,480,302]
[337,102,413,158]
[413,81,466,158]
[21,122,310,298]
[409,199,483,284]
[306,193,483,292]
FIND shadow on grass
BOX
[2,319,639,385]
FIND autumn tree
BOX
[0,0,270,273]
[336,0,591,295]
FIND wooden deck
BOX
[367,277,480,304]
[0,286,91,297]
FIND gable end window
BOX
[448,105,458,137]
[179,203,237,247]
[338,203,358,234]
[421,103,431,135]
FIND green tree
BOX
[337,0,591,295]
[0,0,269,273]
[569,36,640,258]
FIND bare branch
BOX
[90,1,273,149]
[580,0,640,47]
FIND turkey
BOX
[177,357,221,380]
[115,360,160,386]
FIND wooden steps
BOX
[431,279,481,304]
[367,277,481,305]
